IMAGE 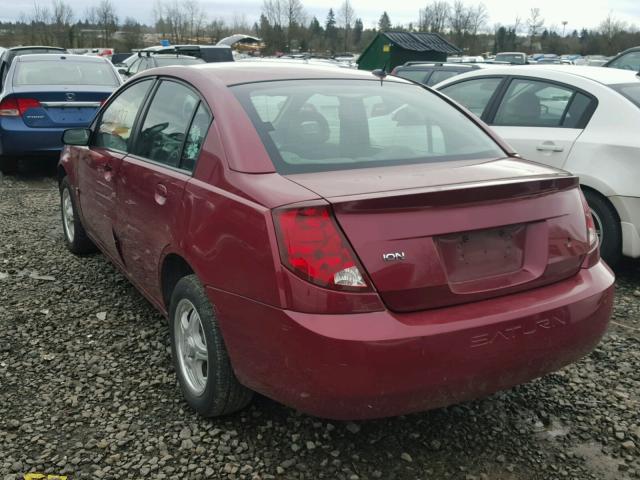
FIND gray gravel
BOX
[1,169,639,480]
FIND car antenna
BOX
[372,63,388,85]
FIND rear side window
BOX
[440,77,502,116]
[95,79,154,152]
[427,70,462,86]
[395,69,429,83]
[133,80,200,167]
[494,79,576,127]
[232,79,504,174]
[14,60,119,86]
[182,103,212,171]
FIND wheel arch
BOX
[579,183,621,223]
[160,252,196,310]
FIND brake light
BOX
[580,190,600,268]
[0,97,41,117]
[273,205,370,291]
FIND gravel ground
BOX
[0,168,639,480]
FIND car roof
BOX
[437,64,640,86]
[142,61,411,86]
[15,53,110,63]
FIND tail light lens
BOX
[273,205,370,291]
[0,97,41,117]
[580,190,600,268]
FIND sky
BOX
[0,0,639,32]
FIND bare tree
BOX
[92,0,118,47]
[52,0,74,47]
[337,0,354,52]
[419,1,449,33]
[449,0,471,45]
[527,7,544,49]
[263,0,286,27]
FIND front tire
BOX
[583,189,621,267]
[169,275,253,417]
[59,176,97,254]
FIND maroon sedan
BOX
[57,62,614,420]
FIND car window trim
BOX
[89,76,158,154]
[486,75,599,129]
[128,76,211,175]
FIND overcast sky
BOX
[0,0,638,32]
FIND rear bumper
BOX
[208,261,614,420]
[609,195,640,258]
[0,119,64,156]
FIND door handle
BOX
[536,142,564,152]
[154,183,168,206]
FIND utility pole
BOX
[562,21,568,36]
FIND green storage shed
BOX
[357,31,462,71]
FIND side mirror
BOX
[118,68,129,75]
[62,128,91,146]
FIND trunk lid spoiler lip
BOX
[287,174,578,210]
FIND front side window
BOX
[232,79,504,174]
[94,79,153,152]
[133,80,200,167]
[439,77,503,116]
[494,79,574,127]
[427,70,462,86]
[607,51,640,71]
[394,69,429,84]
[610,82,640,108]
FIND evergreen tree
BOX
[378,11,391,32]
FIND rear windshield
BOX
[232,79,504,174]
[154,57,205,66]
[610,82,640,108]
[14,60,118,86]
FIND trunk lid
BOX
[8,85,113,128]
[286,159,591,312]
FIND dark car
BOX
[391,62,491,86]
[146,45,234,63]
[0,54,121,172]
[0,46,68,88]
[111,52,133,66]
[604,46,640,71]
[58,62,613,420]
[119,53,205,79]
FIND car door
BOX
[487,77,595,169]
[116,79,210,301]
[76,78,154,261]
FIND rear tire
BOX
[583,189,621,267]
[59,176,97,254]
[0,156,17,175]
[169,275,253,417]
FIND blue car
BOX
[0,53,122,172]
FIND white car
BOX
[434,65,640,265]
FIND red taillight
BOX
[0,97,41,117]
[273,205,370,291]
[580,190,600,268]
